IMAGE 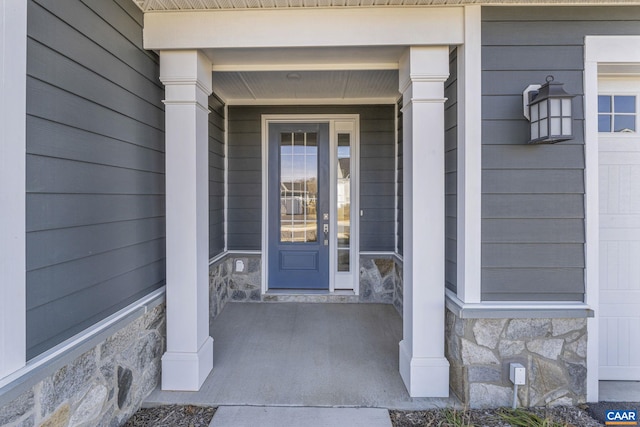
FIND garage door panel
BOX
[600,214,640,229]
[601,303,640,317]
[599,138,640,151]
[600,228,640,240]
[599,152,640,164]
[598,77,640,381]
[600,242,640,290]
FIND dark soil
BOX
[123,405,216,427]
[124,404,606,426]
[389,406,603,427]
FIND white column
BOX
[160,50,213,391]
[399,46,450,397]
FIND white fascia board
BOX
[144,7,464,50]
[583,34,640,405]
[0,0,27,381]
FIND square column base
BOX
[161,336,214,391]
[399,340,450,397]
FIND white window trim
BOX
[0,0,27,381]
[261,114,360,294]
[584,35,640,403]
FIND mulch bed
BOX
[124,404,605,426]
[124,405,216,427]
[389,406,604,427]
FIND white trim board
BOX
[583,35,640,404]
[144,7,464,51]
[445,291,594,320]
[0,0,27,381]
[455,5,482,304]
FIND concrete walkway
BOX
[209,406,392,427]
[146,303,456,410]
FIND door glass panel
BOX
[337,133,351,272]
[280,132,318,243]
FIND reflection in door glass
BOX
[337,133,351,271]
[280,132,318,243]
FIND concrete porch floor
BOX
[145,303,457,410]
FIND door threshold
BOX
[266,289,355,295]
[262,290,358,303]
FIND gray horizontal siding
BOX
[227,105,396,252]
[26,0,165,359]
[445,48,458,294]
[481,6,640,302]
[209,95,226,258]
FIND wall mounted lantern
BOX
[523,75,575,144]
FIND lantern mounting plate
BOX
[523,84,541,120]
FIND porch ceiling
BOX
[133,0,640,10]
[206,46,402,103]
[212,69,399,103]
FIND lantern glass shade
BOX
[527,76,574,144]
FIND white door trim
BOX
[584,35,640,403]
[261,114,360,294]
[0,0,27,381]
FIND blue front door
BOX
[268,122,330,289]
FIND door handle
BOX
[323,223,329,246]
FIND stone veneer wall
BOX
[209,255,261,320]
[0,303,165,427]
[359,256,403,316]
[209,254,404,317]
[445,309,588,408]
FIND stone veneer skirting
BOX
[445,308,588,408]
[0,301,165,427]
[209,254,404,321]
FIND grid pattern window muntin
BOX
[280,131,318,243]
[530,98,572,140]
[598,95,637,133]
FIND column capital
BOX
[160,50,212,95]
[399,46,450,95]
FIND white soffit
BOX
[212,69,399,103]
[134,0,640,9]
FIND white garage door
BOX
[598,77,640,380]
